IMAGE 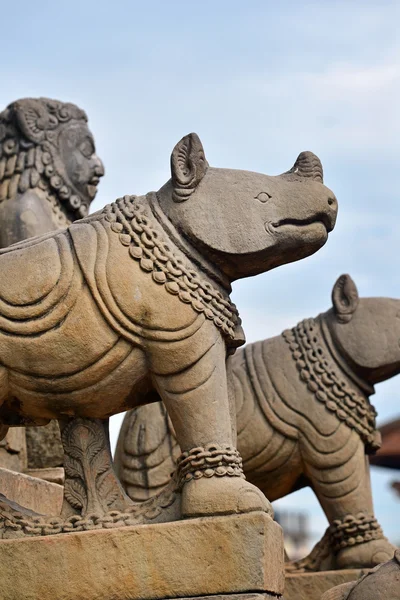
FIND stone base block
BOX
[284,569,367,600]
[0,511,283,600]
[0,467,63,515]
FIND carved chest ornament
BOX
[283,318,380,452]
[102,194,243,347]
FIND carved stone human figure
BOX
[321,550,400,600]
[0,97,104,244]
[114,274,397,570]
[0,97,104,471]
[0,133,337,537]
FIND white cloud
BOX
[317,63,399,91]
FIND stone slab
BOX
[25,467,65,486]
[284,569,366,600]
[0,467,63,515]
[0,511,284,600]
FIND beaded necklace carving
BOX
[102,195,242,346]
[283,318,379,452]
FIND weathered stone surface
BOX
[284,569,366,600]
[0,97,104,471]
[176,595,277,600]
[25,421,64,469]
[0,467,63,515]
[321,550,400,599]
[0,512,284,600]
[115,274,397,569]
[0,133,337,534]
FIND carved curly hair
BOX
[0,98,90,224]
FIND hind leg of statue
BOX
[307,436,396,570]
[152,331,273,519]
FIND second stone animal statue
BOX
[321,550,400,600]
[0,132,337,537]
[115,274,397,570]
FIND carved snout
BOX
[283,151,324,183]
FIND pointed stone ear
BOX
[171,133,208,202]
[332,274,359,323]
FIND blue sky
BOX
[1,1,399,546]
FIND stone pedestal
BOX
[0,467,63,515]
[284,569,366,600]
[0,511,283,600]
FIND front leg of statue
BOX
[306,438,395,569]
[152,332,273,519]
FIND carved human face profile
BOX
[57,121,105,206]
[0,97,104,221]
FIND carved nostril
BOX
[328,197,334,206]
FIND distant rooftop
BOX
[370,418,400,470]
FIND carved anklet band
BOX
[329,513,385,553]
[176,444,244,488]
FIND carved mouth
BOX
[89,176,100,186]
[270,213,333,233]
[87,177,100,199]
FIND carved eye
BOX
[79,138,95,158]
[255,191,272,203]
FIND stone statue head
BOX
[0,98,104,225]
[157,133,338,280]
[328,274,400,384]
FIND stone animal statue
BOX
[0,133,337,538]
[321,550,400,600]
[0,97,104,472]
[114,274,397,570]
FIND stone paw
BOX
[181,476,273,518]
[336,539,396,569]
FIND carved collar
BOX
[102,195,244,348]
[283,317,380,452]
[150,192,231,293]
[320,316,375,397]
